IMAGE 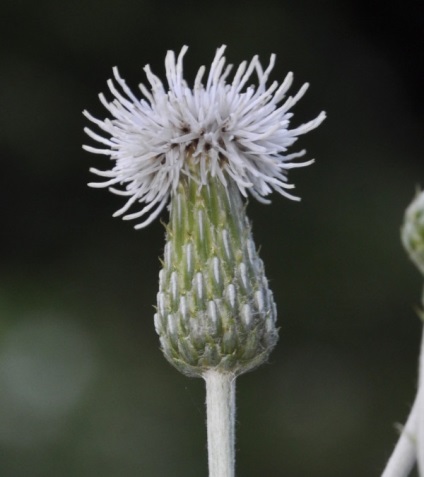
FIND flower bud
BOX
[154,170,278,377]
[402,190,424,276]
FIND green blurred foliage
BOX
[0,0,423,475]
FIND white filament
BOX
[83,45,326,228]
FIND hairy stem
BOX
[204,370,236,477]
[381,327,424,477]
[417,325,424,474]
[381,396,417,477]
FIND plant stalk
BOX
[381,396,417,477]
[417,324,424,475]
[381,327,424,477]
[204,370,236,477]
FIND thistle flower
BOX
[83,45,326,229]
[83,46,325,477]
[84,45,325,376]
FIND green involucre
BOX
[154,172,278,377]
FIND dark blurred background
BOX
[1,0,424,476]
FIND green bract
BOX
[154,163,278,377]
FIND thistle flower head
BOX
[83,45,326,229]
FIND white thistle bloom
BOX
[83,45,326,229]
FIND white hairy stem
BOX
[417,326,424,475]
[204,370,236,477]
[381,396,418,477]
[381,327,424,477]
